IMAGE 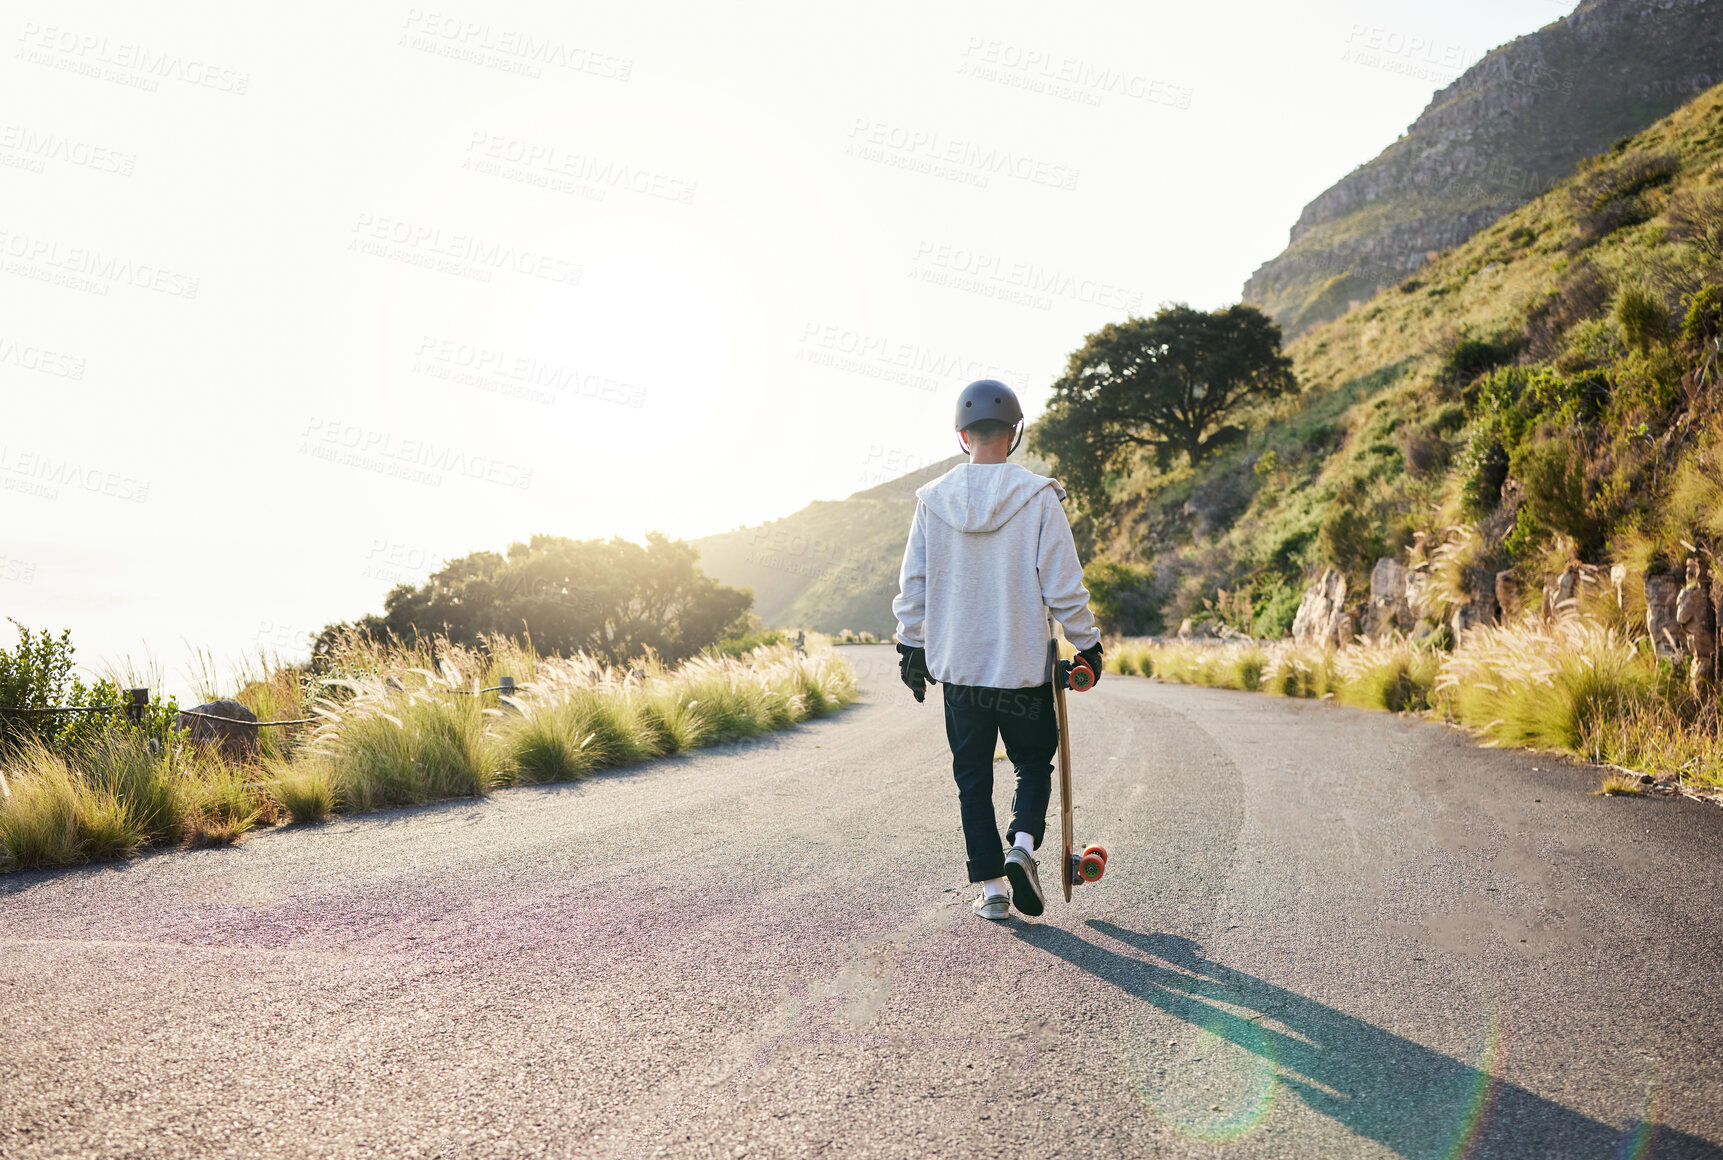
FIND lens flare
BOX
[1611,1079,1661,1160]
[1435,1004,1503,1160]
[1123,1006,1279,1144]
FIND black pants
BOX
[942,681,1059,882]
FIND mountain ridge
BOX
[1243,0,1723,335]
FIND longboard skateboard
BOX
[1047,615,1108,902]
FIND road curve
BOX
[3,644,1721,1159]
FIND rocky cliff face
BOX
[1243,0,1723,336]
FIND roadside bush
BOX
[1149,643,1268,691]
[1107,639,1156,678]
[79,733,182,845]
[1334,645,1439,713]
[315,693,502,809]
[274,761,334,824]
[0,744,141,870]
[1,624,189,762]
[1132,609,1723,792]
[1436,616,1652,751]
[180,749,267,847]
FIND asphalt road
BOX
[3,644,1722,1159]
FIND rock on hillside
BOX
[692,449,1050,636]
[1243,0,1722,336]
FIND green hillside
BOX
[698,82,1723,646]
[1243,0,1723,336]
[692,449,1049,636]
[1094,83,1723,635]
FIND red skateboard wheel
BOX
[1075,844,1102,882]
[1068,658,1096,692]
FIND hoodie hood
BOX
[915,462,1066,534]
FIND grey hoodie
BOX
[892,462,1100,689]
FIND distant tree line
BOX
[313,533,752,668]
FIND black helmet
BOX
[954,379,1025,454]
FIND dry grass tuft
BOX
[1595,773,1647,796]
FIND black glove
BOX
[896,642,936,703]
[1076,642,1104,686]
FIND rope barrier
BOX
[176,709,319,728]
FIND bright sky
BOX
[3,0,1574,699]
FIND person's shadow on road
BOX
[1014,921,1721,1159]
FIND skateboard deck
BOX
[1047,614,1106,902]
[1052,627,1076,902]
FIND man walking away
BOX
[892,379,1102,921]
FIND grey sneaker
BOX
[1004,847,1045,916]
[972,892,1010,921]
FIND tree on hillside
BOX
[312,533,752,668]
[1032,303,1297,506]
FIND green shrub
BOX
[1319,501,1384,578]
[0,623,84,754]
[1681,284,1723,348]
[1616,285,1671,355]
[1084,560,1161,636]
[1457,431,1510,517]
[1525,367,1609,424]
[1250,577,1302,640]
[1440,336,1519,388]
[0,624,187,759]
[1510,431,1604,558]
